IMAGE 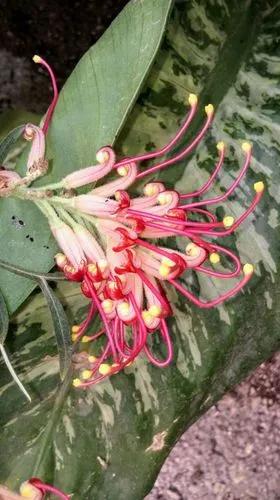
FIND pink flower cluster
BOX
[24,58,264,388]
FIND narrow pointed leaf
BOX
[0,288,9,344]
[0,125,25,165]
[39,278,72,380]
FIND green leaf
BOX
[38,279,72,380]
[0,0,173,314]
[1,1,280,499]
[0,125,25,165]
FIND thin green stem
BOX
[0,344,31,402]
[0,259,66,281]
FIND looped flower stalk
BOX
[1,57,265,390]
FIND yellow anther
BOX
[144,183,157,196]
[32,54,41,63]
[102,299,114,314]
[99,363,111,376]
[254,181,264,193]
[243,263,254,275]
[81,335,91,343]
[223,215,235,228]
[205,104,214,117]
[216,141,225,152]
[148,304,162,317]
[118,301,130,315]
[96,150,109,163]
[161,256,174,267]
[117,165,129,176]
[98,259,108,273]
[81,370,92,380]
[88,355,97,363]
[157,192,172,205]
[87,263,97,274]
[23,125,35,141]
[210,252,220,264]
[20,483,36,498]
[142,310,153,324]
[242,141,252,153]
[185,242,200,258]
[188,93,198,106]
[71,334,78,342]
[159,264,171,277]
[112,363,119,368]
[73,378,82,387]
[55,252,67,267]
[72,325,80,334]
[64,264,76,275]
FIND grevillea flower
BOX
[7,57,265,389]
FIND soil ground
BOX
[0,2,279,498]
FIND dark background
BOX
[0,0,130,112]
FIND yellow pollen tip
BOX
[118,301,130,315]
[144,184,157,196]
[117,165,129,176]
[254,181,265,193]
[205,104,214,116]
[216,141,225,152]
[243,263,254,275]
[71,325,80,334]
[242,141,252,153]
[223,215,235,228]
[210,252,220,264]
[148,305,162,317]
[32,54,41,63]
[157,192,171,205]
[55,253,67,266]
[142,310,153,324]
[98,259,109,273]
[188,93,198,106]
[73,378,82,387]
[71,334,78,342]
[102,299,114,314]
[185,242,200,258]
[159,264,171,277]
[88,355,97,363]
[87,263,97,275]
[96,150,109,163]
[99,363,111,376]
[20,483,35,498]
[161,256,174,267]
[81,335,91,343]
[81,370,92,380]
